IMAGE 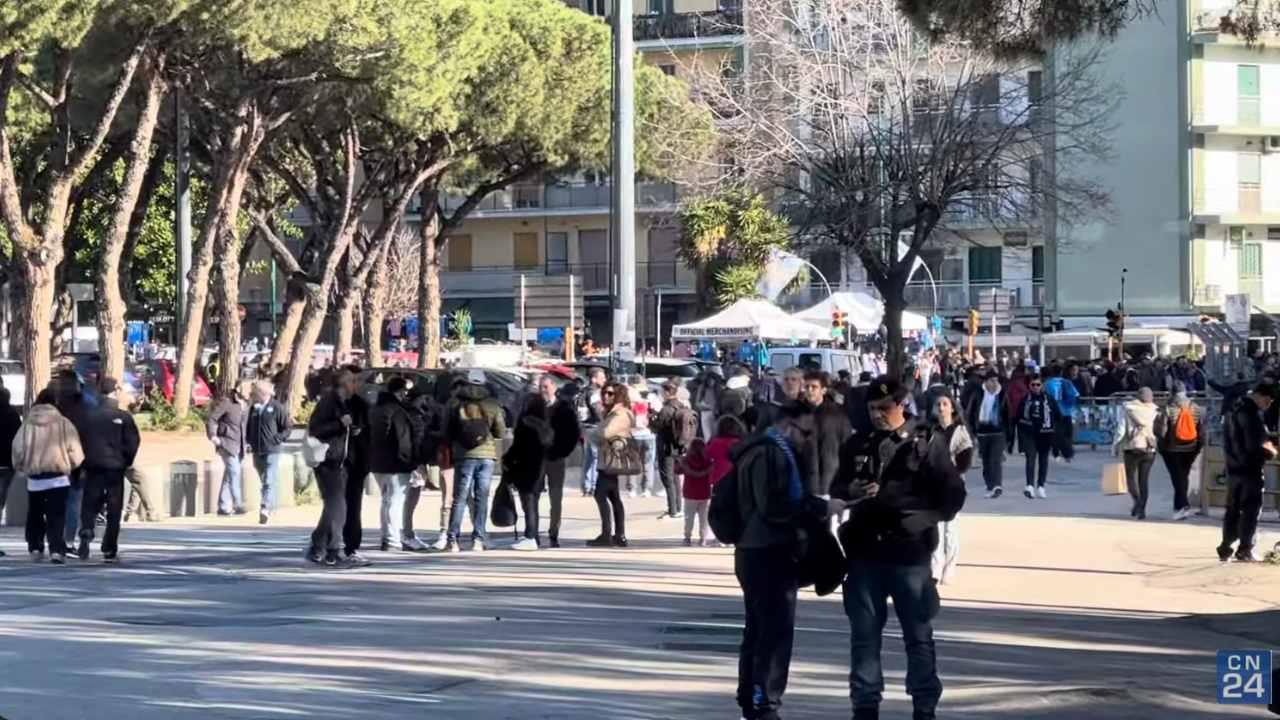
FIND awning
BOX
[671,298,830,342]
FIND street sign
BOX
[977,288,1013,325]
[67,283,94,302]
[1223,293,1250,338]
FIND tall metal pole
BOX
[1119,267,1128,353]
[174,87,193,335]
[611,0,636,356]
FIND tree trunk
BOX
[363,245,389,362]
[20,259,57,397]
[281,224,360,413]
[172,105,264,416]
[269,289,307,370]
[96,56,165,384]
[417,211,444,370]
[215,227,244,396]
[882,285,907,379]
[333,292,356,365]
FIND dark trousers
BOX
[594,472,627,539]
[1220,473,1264,555]
[1123,450,1155,514]
[977,433,1005,490]
[26,486,70,555]
[657,441,682,516]
[844,559,942,718]
[544,457,566,541]
[343,464,367,555]
[79,469,126,555]
[735,546,799,720]
[1022,431,1052,488]
[518,487,541,541]
[1160,450,1198,512]
[311,464,348,556]
[1053,417,1075,460]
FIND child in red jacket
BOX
[679,415,745,546]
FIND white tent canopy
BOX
[671,298,830,342]
[793,292,929,333]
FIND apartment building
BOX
[1188,0,1280,313]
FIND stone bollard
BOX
[170,461,200,518]
[3,473,27,527]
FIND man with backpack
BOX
[444,369,506,553]
[712,403,846,720]
[653,379,698,520]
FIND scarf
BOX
[766,427,803,501]
[979,389,1000,425]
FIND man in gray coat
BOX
[207,387,249,515]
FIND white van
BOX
[767,347,863,378]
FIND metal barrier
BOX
[1070,393,1223,448]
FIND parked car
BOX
[0,359,25,406]
[133,359,213,407]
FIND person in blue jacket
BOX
[1043,364,1080,462]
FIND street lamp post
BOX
[1119,267,1127,351]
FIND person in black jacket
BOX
[0,387,22,558]
[403,383,443,551]
[831,377,966,720]
[845,371,874,437]
[1218,383,1277,562]
[306,369,367,567]
[652,379,691,519]
[1014,375,1062,499]
[339,364,372,562]
[504,394,554,550]
[964,371,1012,497]
[53,370,95,545]
[804,370,852,497]
[247,380,290,525]
[206,386,248,516]
[543,377,581,548]
[368,377,418,553]
[75,378,140,563]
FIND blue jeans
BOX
[447,458,494,544]
[581,442,598,494]
[63,482,82,544]
[844,559,942,718]
[218,453,244,513]
[253,453,281,515]
[374,472,411,547]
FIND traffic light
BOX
[967,308,980,337]
[1105,308,1125,338]
[831,310,847,340]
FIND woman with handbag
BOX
[590,383,637,548]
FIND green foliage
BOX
[0,1,100,55]
[677,188,794,308]
[293,398,317,426]
[450,308,473,342]
[138,389,208,432]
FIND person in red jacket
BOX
[683,415,746,546]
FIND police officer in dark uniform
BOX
[830,377,967,720]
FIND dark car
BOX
[357,367,525,426]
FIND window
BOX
[1239,65,1261,125]
[968,246,1003,283]
[1032,246,1045,281]
[798,353,824,371]
[1229,226,1246,247]
[578,229,609,290]
[1239,153,1262,185]
[648,0,672,13]
[546,232,569,275]
[1027,70,1042,106]
[1268,227,1280,241]
[769,352,796,371]
[1028,157,1042,196]
[658,64,676,77]
[514,232,539,269]
[446,234,472,271]
[1240,242,1263,277]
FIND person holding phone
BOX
[1219,381,1277,563]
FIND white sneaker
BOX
[1024,485,1034,499]
[402,537,428,552]
[431,533,449,551]
[471,539,485,552]
[445,541,461,553]
[984,488,999,499]
[1036,486,1047,499]
[511,537,538,551]
[1174,507,1194,521]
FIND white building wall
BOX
[1201,234,1237,296]
[1002,247,1034,307]
[1203,149,1238,213]
[1263,153,1280,212]
[1263,65,1280,125]
[1264,237,1280,305]
[1202,61,1238,126]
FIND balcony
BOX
[440,261,696,297]
[437,181,677,218]
[1194,284,1224,307]
[941,194,1041,229]
[633,9,745,42]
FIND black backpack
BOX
[673,406,699,450]
[456,402,490,450]
[708,460,745,544]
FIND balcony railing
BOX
[440,261,695,295]
[633,9,745,41]
[437,182,677,215]
[1193,284,1223,307]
